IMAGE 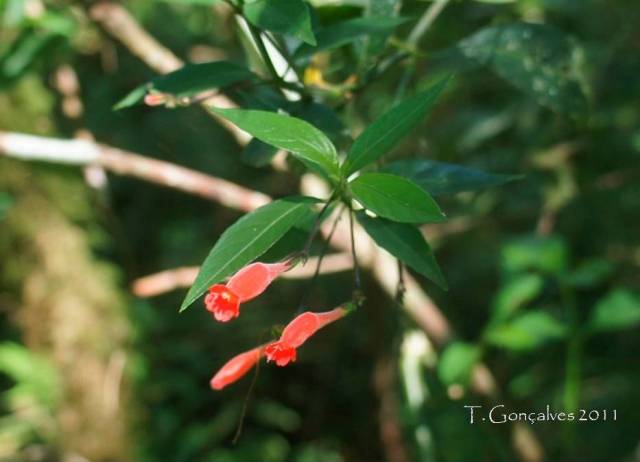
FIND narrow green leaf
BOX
[350,173,445,223]
[115,61,255,109]
[180,196,318,311]
[357,211,447,289]
[344,78,449,175]
[243,0,316,45]
[587,290,640,334]
[438,342,481,386]
[457,22,589,117]
[212,108,340,180]
[293,17,406,60]
[381,159,521,196]
[240,102,343,168]
[491,274,544,323]
[485,311,567,351]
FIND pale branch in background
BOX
[131,253,354,298]
[89,1,250,145]
[0,131,270,212]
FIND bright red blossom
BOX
[204,285,240,321]
[210,346,263,390]
[205,261,291,322]
[265,307,347,367]
[264,342,297,366]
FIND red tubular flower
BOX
[205,261,291,322]
[210,346,263,390]
[265,307,348,367]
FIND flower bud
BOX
[205,261,291,322]
[210,346,263,390]
[265,307,348,367]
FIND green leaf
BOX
[293,16,406,60]
[344,78,449,175]
[0,342,61,408]
[180,196,318,311]
[240,102,343,168]
[114,61,255,109]
[485,311,567,351]
[501,235,568,275]
[587,290,640,334]
[212,108,340,180]
[350,173,445,223]
[562,259,614,288]
[243,0,316,46]
[0,28,61,88]
[438,342,481,386]
[457,22,589,117]
[357,211,447,289]
[491,274,544,323]
[381,159,521,196]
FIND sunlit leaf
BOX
[438,342,481,386]
[588,290,640,333]
[491,274,544,323]
[350,173,445,223]
[501,235,568,275]
[357,211,447,289]
[212,108,340,180]
[485,311,567,351]
[344,78,449,175]
[180,196,319,311]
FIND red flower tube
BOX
[210,346,264,390]
[205,261,291,322]
[265,307,349,367]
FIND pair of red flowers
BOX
[205,260,350,390]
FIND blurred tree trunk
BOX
[0,159,133,461]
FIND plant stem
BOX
[303,197,336,255]
[395,259,405,303]
[298,207,343,311]
[246,23,282,85]
[407,0,451,46]
[348,209,361,292]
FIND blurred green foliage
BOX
[1,0,639,461]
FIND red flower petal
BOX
[204,285,240,322]
[211,347,263,390]
[227,261,290,302]
[265,341,297,367]
[281,308,347,348]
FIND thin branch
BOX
[89,2,250,145]
[0,131,270,212]
[348,209,362,292]
[407,0,451,46]
[131,253,353,298]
